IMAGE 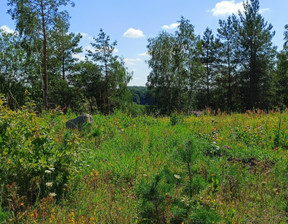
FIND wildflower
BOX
[45,170,52,174]
[49,167,55,171]
[174,174,181,179]
[46,182,53,187]
[49,193,57,197]
[20,202,24,206]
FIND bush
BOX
[0,99,85,214]
[0,207,8,223]
[170,112,185,126]
[189,207,220,224]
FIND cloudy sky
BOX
[1,0,288,86]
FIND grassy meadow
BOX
[1,100,288,223]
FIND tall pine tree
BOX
[217,15,239,111]
[8,0,75,109]
[235,0,276,110]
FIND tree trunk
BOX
[62,31,66,80]
[62,50,65,80]
[206,62,210,107]
[105,60,110,114]
[227,42,232,111]
[40,1,48,109]
[248,42,258,110]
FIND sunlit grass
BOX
[1,105,288,223]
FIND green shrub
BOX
[0,207,8,223]
[170,112,185,126]
[189,207,220,224]
[137,173,172,223]
[0,100,85,212]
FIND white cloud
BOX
[72,53,86,61]
[0,25,16,34]
[124,58,142,66]
[80,32,93,40]
[209,0,244,16]
[162,23,180,30]
[123,28,145,38]
[138,52,149,57]
[259,8,270,13]
[84,45,94,52]
[209,1,270,16]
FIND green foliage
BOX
[0,207,8,223]
[136,137,219,223]
[2,102,288,223]
[189,207,220,224]
[0,98,85,212]
[87,29,132,114]
[136,172,172,223]
[0,29,27,109]
[170,112,185,126]
[202,141,222,157]
[128,86,153,106]
[235,0,276,110]
[147,17,203,115]
[200,27,220,108]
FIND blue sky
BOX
[1,0,288,86]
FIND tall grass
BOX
[1,104,288,223]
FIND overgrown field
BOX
[1,100,288,223]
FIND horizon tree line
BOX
[147,0,286,114]
[1,0,288,115]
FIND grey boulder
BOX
[66,113,95,130]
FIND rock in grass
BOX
[66,114,95,130]
[190,111,203,117]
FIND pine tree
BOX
[87,29,132,114]
[235,0,276,110]
[8,0,75,109]
[217,15,239,111]
[275,25,288,108]
[200,28,219,108]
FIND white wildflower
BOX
[46,182,53,187]
[49,193,57,197]
[174,174,181,179]
[45,170,52,174]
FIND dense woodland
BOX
[1,0,288,114]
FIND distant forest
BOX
[128,86,153,106]
[1,0,288,115]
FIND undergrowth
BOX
[1,98,288,223]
